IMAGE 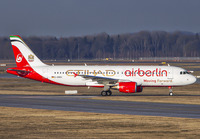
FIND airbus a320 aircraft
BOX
[7,35,196,96]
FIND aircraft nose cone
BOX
[191,76,197,84]
[186,76,196,85]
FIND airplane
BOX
[7,35,197,96]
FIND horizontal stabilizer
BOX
[7,68,32,73]
[7,68,32,76]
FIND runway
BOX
[0,94,200,119]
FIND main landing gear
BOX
[168,86,173,96]
[101,90,112,96]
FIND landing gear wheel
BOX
[107,91,112,96]
[101,90,112,96]
[168,87,173,96]
[169,92,173,96]
[101,91,107,96]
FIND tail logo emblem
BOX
[28,54,34,62]
[16,54,23,63]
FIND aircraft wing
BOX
[79,74,129,85]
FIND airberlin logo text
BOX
[125,68,167,77]
[16,54,23,63]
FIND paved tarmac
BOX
[0,95,200,119]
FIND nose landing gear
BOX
[168,86,173,96]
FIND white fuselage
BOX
[34,65,196,87]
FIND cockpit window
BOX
[180,71,190,75]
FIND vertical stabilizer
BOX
[10,35,46,67]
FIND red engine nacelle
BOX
[118,82,143,93]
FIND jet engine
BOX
[116,82,143,93]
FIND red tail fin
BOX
[12,44,30,67]
[10,35,46,67]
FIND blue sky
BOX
[0,0,200,37]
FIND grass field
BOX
[0,107,200,139]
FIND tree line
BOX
[0,31,200,60]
